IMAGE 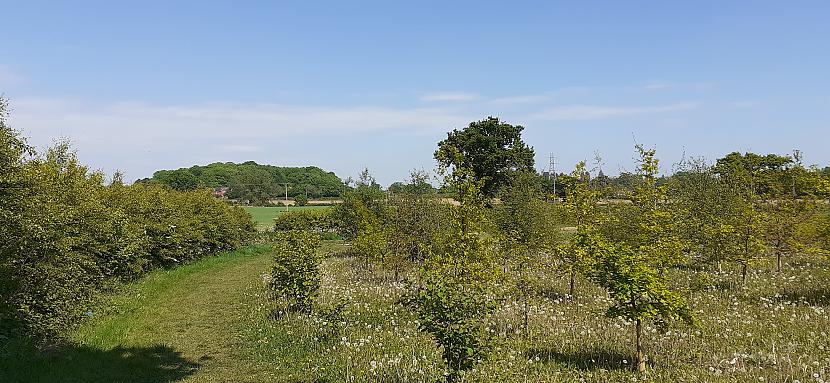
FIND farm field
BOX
[3,242,829,382]
[243,205,332,231]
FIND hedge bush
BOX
[269,230,321,313]
[0,125,254,341]
[273,208,335,235]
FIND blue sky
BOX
[2,0,829,185]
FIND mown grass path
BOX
[2,245,277,383]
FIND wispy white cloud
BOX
[6,98,478,182]
[530,102,699,121]
[0,65,26,86]
[489,87,591,105]
[9,98,473,143]
[640,81,717,91]
[420,92,479,102]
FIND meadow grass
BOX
[250,252,830,382]
[243,205,331,231]
[3,242,829,382]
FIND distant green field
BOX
[242,206,331,231]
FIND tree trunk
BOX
[569,271,575,298]
[636,319,646,372]
[741,263,747,285]
[523,295,529,336]
[776,251,781,272]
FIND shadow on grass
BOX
[0,341,199,383]
[525,347,634,371]
[329,248,357,259]
[775,289,830,306]
[533,286,571,301]
[712,279,739,291]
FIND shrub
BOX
[0,111,34,335]
[269,230,321,313]
[0,125,255,341]
[330,168,387,240]
[294,195,308,206]
[352,220,387,270]
[314,299,348,341]
[386,190,450,263]
[273,208,334,235]
[406,159,499,382]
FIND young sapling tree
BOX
[407,150,500,382]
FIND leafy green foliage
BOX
[714,152,794,197]
[495,171,560,331]
[763,198,820,271]
[313,299,348,341]
[435,117,535,197]
[581,146,695,372]
[557,162,603,297]
[353,219,388,270]
[229,166,278,204]
[273,208,335,235]
[269,230,322,313]
[388,170,437,195]
[331,168,388,240]
[587,238,694,324]
[669,158,766,282]
[586,235,694,372]
[496,171,559,254]
[820,212,830,256]
[386,170,450,263]
[714,151,829,198]
[0,99,34,334]
[377,171,451,280]
[151,168,199,191]
[620,146,686,272]
[145,161,345,202]
[407,153,500,382]
[0,116,254,341]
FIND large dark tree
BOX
[435,117,535,197]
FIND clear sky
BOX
[2,1,828,185]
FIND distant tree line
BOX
[539,152,830,201]
[138,162,345,204]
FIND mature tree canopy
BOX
[0,98,34,302]
[153,169,199,191]
[435,117,535,197]
[714,152,795,196]
[714,151,829,198]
